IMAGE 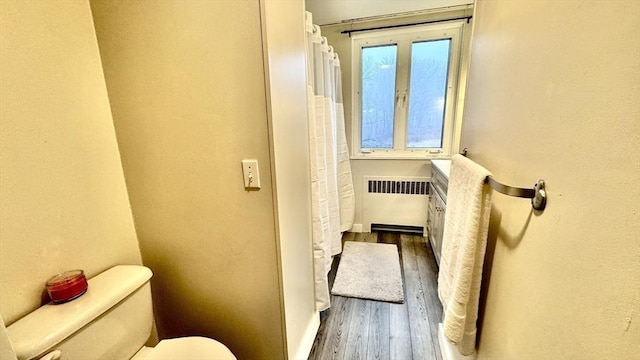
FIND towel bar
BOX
[461,148,547,211]
[486,177,546,211]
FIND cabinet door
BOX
[434,195,446,261]
[427,184,437,250]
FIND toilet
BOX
[5,265,236,360]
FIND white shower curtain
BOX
[305,11,355,311]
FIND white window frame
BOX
[351,21,465,159]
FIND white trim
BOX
[450,17,472,154]
[350,150,450,160]
[350,20,468,159]
[260,2,318,359]
[292,312,320,360]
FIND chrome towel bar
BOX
[486,177,547,211]
[461,148,547,211]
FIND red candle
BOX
[46,270,88,304]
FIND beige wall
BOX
[0,0,142,326]
[90,1,286,359]
[461,1,640,358]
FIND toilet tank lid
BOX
[6,265,152,360]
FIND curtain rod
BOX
[340,16,472,36]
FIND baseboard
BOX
[350,223,363,233]
[438,323,477,360]
[291,311,320,360]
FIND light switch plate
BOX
[241,159,261,189]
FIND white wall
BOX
[0,0,142,325]
[261,1,319,358]
[462,1,640,358]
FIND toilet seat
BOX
[132,337,236,360]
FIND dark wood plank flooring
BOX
[308,231,443,360]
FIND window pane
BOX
[407,39,451,148]
[361,44,397,149]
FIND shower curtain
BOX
[305,11,355,311]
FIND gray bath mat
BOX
[331,241,404,303]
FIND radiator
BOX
[362,176,429,235]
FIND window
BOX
[352,22,465,158]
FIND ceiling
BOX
[305,0,474,25]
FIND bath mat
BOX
[331,241,404,303]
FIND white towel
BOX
[437,154,492,356]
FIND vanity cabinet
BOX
[427,160,450,266]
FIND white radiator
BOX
[362,176,430,235]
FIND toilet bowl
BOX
[5,265,236,360]
[132,337,235,360]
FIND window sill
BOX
[350,151,452,160]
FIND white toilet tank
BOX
[6,265,154,360]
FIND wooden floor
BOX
[308,231,443,360]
